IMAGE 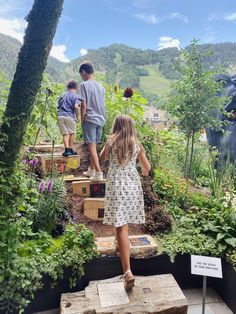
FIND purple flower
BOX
[29,158,39,168]
[38,180,46,194]
[21,159,27,165]
[47,179,54,192]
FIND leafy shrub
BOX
[161,226,217,261]
[145,206,172,234]
[0,224,97,313]
[153,168,190,207]
[160,204,236,261]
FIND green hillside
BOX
[1,33,236,103]
[139,65,170,96]
[0,33,66,82]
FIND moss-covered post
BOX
[0,0,64,169]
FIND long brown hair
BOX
[107,114,138,165]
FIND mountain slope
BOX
[1,33,236,102]
[0,33,66,82]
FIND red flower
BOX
[123,88,133,98]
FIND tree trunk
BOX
[0,0,64,169]
[184,134,190,178]
[188,130,195,178]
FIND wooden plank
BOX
[63,176,89,182]
[84,198,105,221]
[129,235,158,258]
[60,274,188,314]
[95,237,116,255]
[29,143,64,153]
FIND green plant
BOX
[0,224,97,313]
[159,199,236,261]
[29,177,67,233]
[207,151,235,197]
[161,226,217,262]
[153,168,190,208]
[25,76,64,146]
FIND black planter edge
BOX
[24,253,236,314]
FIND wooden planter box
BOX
[36,154,80,175]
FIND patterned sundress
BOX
[103,143,145,227]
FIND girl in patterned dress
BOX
[100,114,151,290]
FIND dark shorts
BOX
[82,121,103,144]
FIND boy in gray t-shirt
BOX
[78,62,106,181]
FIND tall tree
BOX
[165,40,226,178]
[0,0,64,169]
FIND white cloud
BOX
[132,0,151,9]
[134,12,188,25]
[224,12,236,22]
[50,45,70,63]
[207,12,236,22]
[158,36,180,50]
[80,48,88,56]
[168,12,188,23]
[134,13,159,24]
[202,26,216,43]
[0,17,27,42]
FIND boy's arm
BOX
[138,144,151,176]
[80,100,87,124]
[74,103,79,121]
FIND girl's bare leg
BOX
[116,224,134,280]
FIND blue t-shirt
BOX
[58,92,79,120]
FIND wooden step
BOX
[72,180,106,197]
[63,175,89,182]
[60,274,188,313]
[95,235,158,258]
[29,143,64,153]
[84,197,105,221]
[35,153,80,174]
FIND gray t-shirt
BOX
[58,91,79,121]
[78,80,106,126]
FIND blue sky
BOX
[0,0,236,62]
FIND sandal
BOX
[121,270,135,291]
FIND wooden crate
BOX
[36,153,80,174]
[72,181,91,197]
[72,180,106,197]
[84,198,105,221]
[60,274,188,314]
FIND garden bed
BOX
[25,254,236,314]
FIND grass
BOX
[139,65,171,96]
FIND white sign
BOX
[98,282,129,307]
[191,255,223,278]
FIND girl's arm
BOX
[138,144,151,176]
[100,140,111,161]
